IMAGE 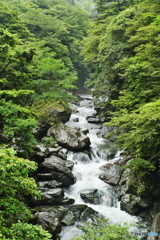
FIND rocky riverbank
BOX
[30,96,160,240]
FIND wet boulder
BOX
[65,160,74,170]
[34,206,76,226]
[99,163,123,186]
[44,146,63,158]
[36,173,55,181]
[33,188,64,205]
[86,116,100,123]
[61,210,76,226]
[35,212,61,236]
[37,180,62,189]
[33,204,100,227]
[120,194,152,215]
[80,189,104,205]
[69,204,100,221]
[34,145,47,163]
[47,123,91,150]
[40,155,75,186]
[61,197,75,205]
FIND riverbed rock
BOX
[35,102,71,139]
[69,204,100,221]
[33,204,98,226]
[99,163,122,186]
[73,117,79,122]
[80,189,104,205]
[86,116,100,123]
[120,194,152,215]
[61,210,76,226]
[36,173,55,181]
[65,160,74,170]
[34,206,69,220]
[37,180,62,189]
[47,123,91,150]
[44,146,62,157]
[35,212,61,236]
[61,197,75,205]
[40,155,75,186]
[34,145,64,163]
[33,188,64,205]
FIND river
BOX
[59,94,144,240]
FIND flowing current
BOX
[60,94,140,240]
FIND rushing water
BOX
[60,94,142,240]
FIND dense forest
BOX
[85,0,160,196]
[0,0,160,239]
[0,0,89,238]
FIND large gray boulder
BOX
[86,116,100,123]
[40,155,75,186]
[80,189,104,205]
[120,194,152,215]
[35,212,61,236]
[99,163,122,186]
[69,204,100,221]
[37,180,62,189]
[33,204,101,226]
[47,123,91,150]
[36,103,71,139]
[33,188,64,205]
[60,210,76,226]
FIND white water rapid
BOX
[60,94,143,240]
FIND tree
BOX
[84,0,160,195]
[0,0,90,155]
[0,148,52,240]
[0,27,38,157]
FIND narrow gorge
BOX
[32,94,150,240]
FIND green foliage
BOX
[106,99,160,194]
[75,0,97,16]
[0,0,89,156]
[0,148,51,239]
[0,99,37,157]
[41,136,56,147]
[71,218,138,240]
[84,0,160,195]
[0,0,90,238]
[2,222,52,240]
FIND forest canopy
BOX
[84,0,160,195]
[0,0,89,156]
[0,0,89,238]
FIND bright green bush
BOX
[71,218,138,240]
[0,148,51,239]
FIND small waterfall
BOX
[60,94,142,240]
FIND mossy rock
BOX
[37,101,71,124]
[35,101,71,139]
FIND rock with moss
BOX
[47,123,91,150]
[36,102,71,138]
[120,194,152,215]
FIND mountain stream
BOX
[59,94,144,240]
